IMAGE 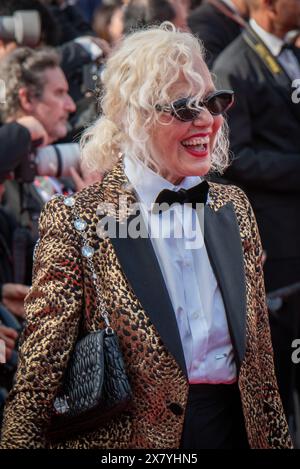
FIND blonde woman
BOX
[0,24,292,449]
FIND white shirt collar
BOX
[250,18,284,57]
[124,154,202,212]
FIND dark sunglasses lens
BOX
[175,108,200,121]
[206,93,234,115]
[172,100,200,121]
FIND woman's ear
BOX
[18,87,34,113]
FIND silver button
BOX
[74,218,87,231]
[64,196,75,207]
[81,245,94,258]
[215,353,227,360]
[54,397,69,414]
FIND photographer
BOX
[0,47,75,144]
[0,0,110,138]
[0,47,76,279]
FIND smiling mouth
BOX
[181,135,209,155]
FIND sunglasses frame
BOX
[156,90,234,122]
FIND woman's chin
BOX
[188,158,211,177]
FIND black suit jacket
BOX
[51,4,93,44]
[188,1,242,68]
[0,123,31,178]
[0,208,15,286]
[213,32,300,265]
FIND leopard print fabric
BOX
[0,160,292,449]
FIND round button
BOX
[192,311,200,320]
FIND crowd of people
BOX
[0,0,299,449]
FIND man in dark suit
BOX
[213,0,300,442]
[188,0,249,67]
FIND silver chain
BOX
[63,195,111,328]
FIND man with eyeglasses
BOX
[213,0,300,446]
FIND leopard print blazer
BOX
[0,160,292,449]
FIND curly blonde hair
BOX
[81,23,229,174]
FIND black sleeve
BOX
[189,17,228,68]
[51,4,93,43]
[213,62,300,193]
[0,123,31,176]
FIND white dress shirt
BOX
[124,155,237,384]
[250,18,300,81]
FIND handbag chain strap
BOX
[62,195,112,330]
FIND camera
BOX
[35,143,81,178]
[0,142,80,184]
[0,10,41,47]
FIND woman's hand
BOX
[1,283,30,319]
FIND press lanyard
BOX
[243,26,291,81]
[242,25,300,122]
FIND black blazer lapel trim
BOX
[204,202,247,370]
[108,212,188,378]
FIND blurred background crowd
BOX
[0,0,300,447]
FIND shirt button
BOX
[192,311,200,320]
[215,353,228,360]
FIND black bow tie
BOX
[280,42,295,53]
[153,180,209,213]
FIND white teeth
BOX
[181,136,209,146]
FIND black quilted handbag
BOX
[48,328,132,440]
[47,196,132,441]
